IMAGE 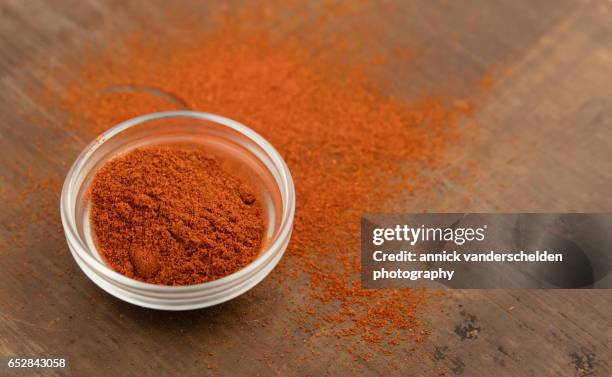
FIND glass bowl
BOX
[60,111,295,310]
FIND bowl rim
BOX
[60,110,295,293]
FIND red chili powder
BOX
[89,146,264,285]
[41,1,481,353]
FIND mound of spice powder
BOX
[37,0,487,358]
[89,146,264,285]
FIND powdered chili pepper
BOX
[89,146,263,285]
[40,1,480,353]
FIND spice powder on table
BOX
[37,0,488,355]
[89,145,264,285]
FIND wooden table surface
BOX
[1,1,611,376]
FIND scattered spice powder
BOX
[37,1,484,356]
[89,146,263,285]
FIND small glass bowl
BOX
[60,111,295,310]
